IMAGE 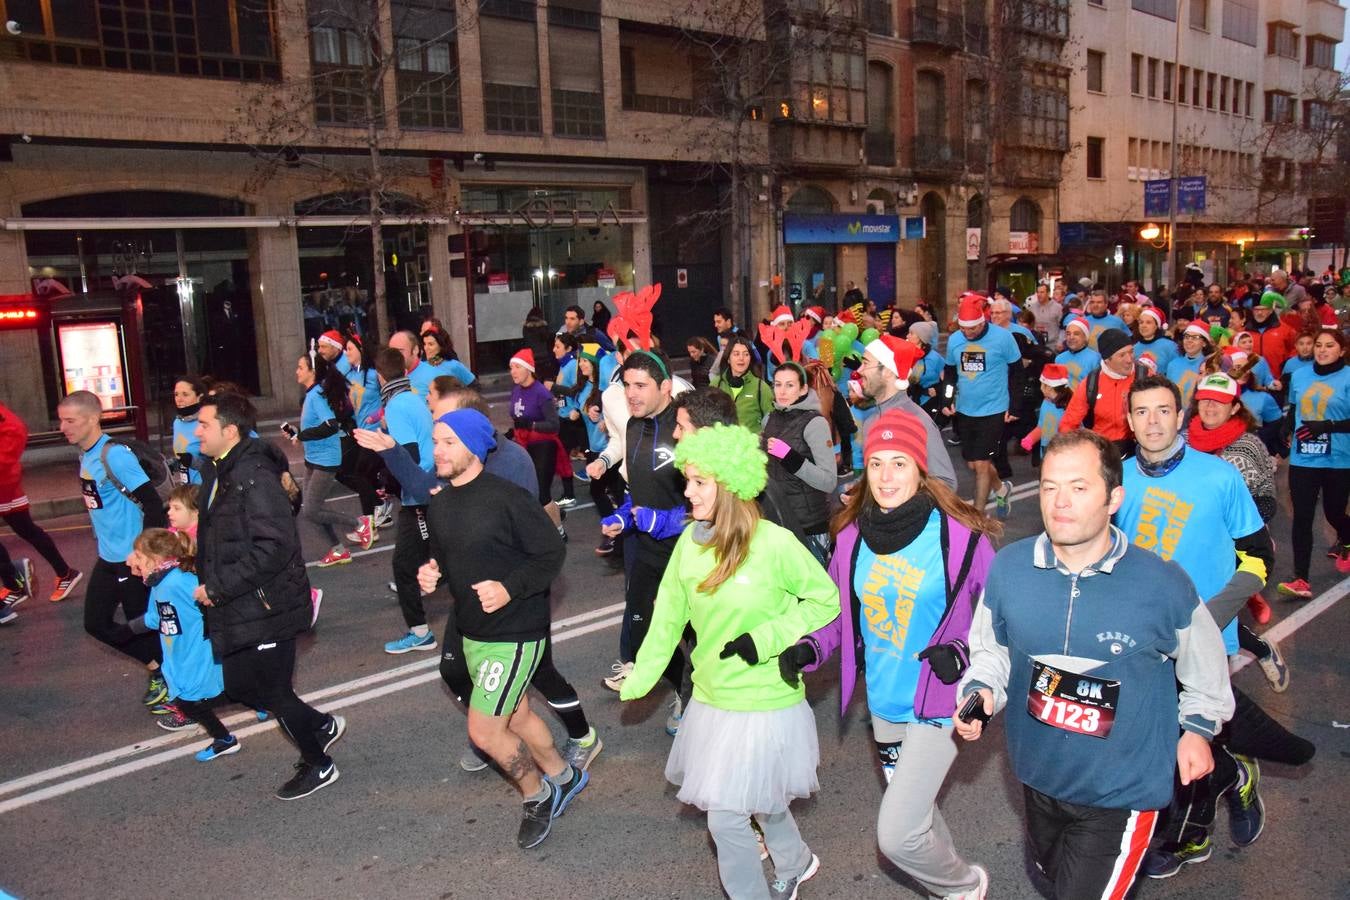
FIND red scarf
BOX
[1186,415,1247,454]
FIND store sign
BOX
[596,268,616,289]
[783,213,900,244]
[901,216,926,240]
[966,228,981,261]
[1008,231,1040,254]
[487,273,509,294]
[467,198,635,229]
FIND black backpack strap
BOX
[99,440,135,503]
[1081,368,1100,431]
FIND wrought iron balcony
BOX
[912,134,964,174]
[911,9,963,48]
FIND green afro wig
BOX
[1259,289,1287,310]
[674,423,768,500]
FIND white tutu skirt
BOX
[664,698,820,815]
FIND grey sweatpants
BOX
[707,808,813,900]
[302,465,357,549]
[874,718,981,897]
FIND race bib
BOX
[961,350,987,374]
[157,600,181,637]
[1026,660,1119,739]
[1297,434,1330,456]
[81,477,103,510]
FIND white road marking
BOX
[1231,575,1349,674]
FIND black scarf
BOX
[1313,358,1345,377]
[176,402,201,420]
[1136,434,1186,478]
[380,376,411,406]
[858,492,935,555]
[724,372,746,388]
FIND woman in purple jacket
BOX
[781,408,1000,900]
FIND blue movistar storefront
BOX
[783,213,900,310]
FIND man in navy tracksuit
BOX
[955,430,1233,899]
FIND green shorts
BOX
[462,636,546,717]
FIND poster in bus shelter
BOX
[57,321,128,413]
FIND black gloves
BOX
[1296,420,1331,440]
[777,642,817,687]
[917,639,970,685]
[719,633,759,665]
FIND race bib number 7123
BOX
[1026,660,1119,739]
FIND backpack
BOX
[100,437,181,507]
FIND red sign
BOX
[597,268,616,289]
[487,273,509,294]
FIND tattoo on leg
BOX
[503,739,535,785]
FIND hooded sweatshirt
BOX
[759,389,836,533]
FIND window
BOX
[1206,72,1215,109]
[1304,100,1331,132]
[549,1,604,138]
[1010,198,1042,236]
[1088,0,1103,7]
[1131,0,1175,20]
[480,3,541,134]
[394,0,460,129]
[1086,50,1105,92]
[1192,68,1202,105]
[1221,0,1256,46]
[1087,136,1105,178]
[1162,61,1173,100]
[310,0,382,125]
[964,79,987,143]
[866,62,896,165]
[1306,36,1335,69]
[1130,53,1143,94]
[1267,23,1299,58]
[1178,66,1188,103]
[1147,57,1158,98]
[1244,82,1253,117]
[1219,76,1228,111]
[1190,0,1207,29]
[865,0,894,36]
[1264,91,1293,123]
[790,28,867,126]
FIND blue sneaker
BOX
[256,710,270,722]
[994,480,1013,520]
[553,765,589,818]
[1143,837,1211,878]
[1227,755,1264,846]
[195,735,240,762]
[384,630,437,655]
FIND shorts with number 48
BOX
[463,636,546,717]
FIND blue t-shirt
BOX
[850,404,879,470]
[854,509,950,725]
[428,357,477,386]
[300,384,342,468]
[347,367,382,427]
[1134,338,1179,375]
[1037,399,1065,449]
[598,353,620,391]
[1287,364,1350,468]
[143,567,223,702]
[1281,356,1313,379]
[917,348,944,389]
[80,434,149,562]
[384,390,434,503]
[1056,347,1101,389]
[407,361,436,398]
[1240,390,1282,424]
[555,358,579,415]
[945,325,1021,416]
[1116,448,1264,654]
[1249,357,1274,388]
[171,415,202,485]
[1165,354,1206,409]
[1085,314,1127,350]
[333,354,352,377]
[578,381,607,452]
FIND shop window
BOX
[480,4,541,134]
[394,0,461,130]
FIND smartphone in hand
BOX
[280,422,298,439]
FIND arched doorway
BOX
[920,192,947,315]
[784,185,838,311]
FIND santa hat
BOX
[1039,363,1069,387]
[1221,346,1249,371]
[837,309,857,324]
[318,330,344,352]
[1183,323,1212,341]
[509,348,536,373]
[802,306,825,324]
[957,292,987,328]
[1233,330,1256,345]
[770,305,794,325]
[1136,354,1158,375]
[864,335,922,380]
[1139,307,1166,329]
[1064,316,1091,337]
[1195,372,1240,403]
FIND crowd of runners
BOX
[0,270,1346,899]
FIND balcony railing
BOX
[911,10,964,48]
[964,21,988,54]
[865,130,896,166]
[912,134,964,173]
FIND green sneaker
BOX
[143,672,168,707]
[1143,837,1212,879]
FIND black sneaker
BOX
[552,765,590,818]
[517,782,560,849]
[275,759,340,800]
[316,714,347,754]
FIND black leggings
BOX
[2,508,72,577]
[222,638,330,766]
[84,559,161,666]
[584,451,625,518]
[524,439,573,504]
[626,552,685,693]
[1288,464,1350,580]
[336,437,379,517]
[175,695,232,741]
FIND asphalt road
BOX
[2,441,1347,900]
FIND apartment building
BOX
[1060,0,1345,292]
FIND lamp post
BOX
[1166,4,1182,294]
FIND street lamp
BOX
[1139,223,1162,242]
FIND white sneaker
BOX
[602,660,633,692]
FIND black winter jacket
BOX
[197,437,311,657]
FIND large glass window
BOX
[1267,23,1299,58]
[1306,36,1335,69]
[549,1,604,138]
[789,27,866,125]
[1131,0,1175,21]
[310,0,382,126]
[394,0,460,129]
[480,1,541,134]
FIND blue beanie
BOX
[435,409,497,462]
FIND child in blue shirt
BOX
[135,528,241,762]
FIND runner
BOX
[420,322,476,385]
[508,348,576,510]
[1018,364,1073,468]
[0,399,81,605]
[1057,329,1147,457]
[1055,317,1101,389]
[1165,323,1213,409]
[619,423,838,900]
[315,328,351,376]
[57,390,167,711]
[784,408,995,899]
[291,351,364,566]
[416,408,587,849]
[761,361,837,563]
[1133,307,1178,374]
[1082,290,1127,350]
[389,330,435,398]
[712,334,774,433]
[1277,328,1350,597]
[344,333,393,531]
[858,333,956,488]
[956,429,1234,900]
[171,376,207,485]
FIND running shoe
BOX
[316,548,352,567]
[0,585,28,608]
[1258,642,1290,693]
[594,536,615,556]
[195,735,240,762]
[943,864,988,900]
[344,515,376,550]
[373,499,395,530]
[1334,545,1350,574]
[1246,593,1271,625]
[387,581,398,594]
[256,710,270,722]
[557,524,568,543]
[556,496,577,509]
[316,714,347,754]
[1143,838,1212,878]
[460,743,491,772]
[0,598,18,625]
[15,557,34,599]
[552,765,589,818]
[144,672,169,707]
[309,588,324,628]
[769,853,820,900]
[384,630,437,654]
[1276,578,1312,599]
[563,727,603,771]
[602,660,633,692]
[994,480,1013,520]
[49,569,83,602]
[665,695,684,736]
[156,705,194,731]
[1227,755,1264,846]
[517,782,560,849]
[275,760,340,800]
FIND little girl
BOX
[1020,363,1074,467]
[135,528,242,762]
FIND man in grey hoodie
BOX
[856,334,958,490]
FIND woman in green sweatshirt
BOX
[711,334,775,433]
[620,423,839,900]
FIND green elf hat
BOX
[674,423,767,500]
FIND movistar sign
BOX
[785,213,900,244]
